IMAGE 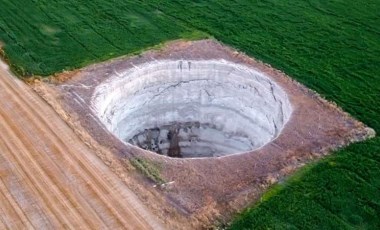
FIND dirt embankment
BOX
[30,40,375,229]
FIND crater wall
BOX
[91,60,292,158]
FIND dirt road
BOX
[0,64,163,229]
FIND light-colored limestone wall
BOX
[92,60,292,158]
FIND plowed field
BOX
[0,64,162,229]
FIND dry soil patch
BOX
[32,39,374,228]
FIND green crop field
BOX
[0,0,206,76]
[1,0,379,229]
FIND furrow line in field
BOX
[0,68,145,228]
[0,65,162,228]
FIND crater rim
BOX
[91,59,293,158]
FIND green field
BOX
[0,0,206,76]
[1,0,379,229]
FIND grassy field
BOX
[0,0,206,76]
[228,139,380,229]
[1,0,379,229]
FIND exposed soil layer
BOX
[34,40,374,228]
[91,60,292,158]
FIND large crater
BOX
[92,60,292,158]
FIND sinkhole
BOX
[92,60,292,158]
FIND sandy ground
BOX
[0,63,163,229]
[32,40,375,228]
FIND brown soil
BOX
[0,64,163,229]
[31,39,374,229]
